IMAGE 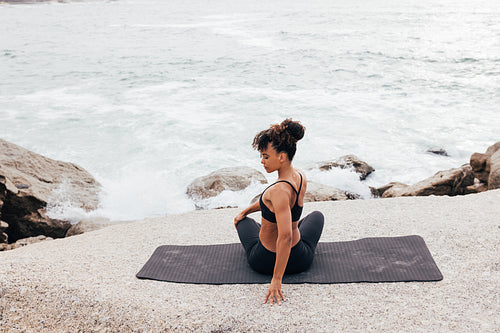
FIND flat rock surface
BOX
[1,191,499,332]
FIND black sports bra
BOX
[259,173,303,223]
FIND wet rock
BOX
[345,192,362,200]
[0,176,6,242]
[0,175,6,207]
[312,155,375,180]
[427,148,449,156]
[369,186,383,198]
[0,220,8,243]
[304,182,350,202]
[373,182,407,198]
[470,153,490,183]
[380,165,474,198]
[187,166,267,200]
[470,142,500,184]
[488,150,500,190]
[0,139,101,242]
[464,179,488,194]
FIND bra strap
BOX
[295,173,303,204]
[261,173,303,197]
[278,180,298,194]
[297,173,303,195]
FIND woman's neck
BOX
[277,162,294,180]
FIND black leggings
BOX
[236,211,324,275]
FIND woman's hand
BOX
[234,212,246,227]
[264,277,285,306]
[234,201,261,228]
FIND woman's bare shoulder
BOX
[295,168,306,178]
[295,168,307,182]
[295,168,307,191]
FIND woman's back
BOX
[259,169,306,223]
[259,170,307,252]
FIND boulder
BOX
[488,150,500,190]
[374,182,408,198]
[369,186,382,198]
[0,176,6,243]
[427,148,449,156]
[464,178,488,194]
[0,220,8,243]
[0,139,101,242]
[0,235,53,251]
[380,165,474,198]
[312,155,375,180]
[187,167,267,200]
[470,142,500,183]
[304,182,350,202]
[65,217,130,237]
[470,152,490,183]
[0,174,5,205]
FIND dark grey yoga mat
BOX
[136,235,443,284]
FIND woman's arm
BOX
[234,200,260,227]
[264,188,293,306]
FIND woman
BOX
[234,119,324,306]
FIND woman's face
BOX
[260,143,284,173]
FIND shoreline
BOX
[1,190,499,331]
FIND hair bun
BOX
[253,118,305,161]
[281,118,305,142]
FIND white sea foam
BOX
[192,181,268,211]
[46,178,89,224]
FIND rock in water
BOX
[303,181,350,202]
[380,165,474,198]
[426,148,449,156]
[0,139,100,242]
[464,178,488,194]
[470,142,500,184]
[313,155,375,180]
[374,182,408,198]
[186,166,267,200]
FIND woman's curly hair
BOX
[252,119,305,161]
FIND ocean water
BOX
[1,0,499,221]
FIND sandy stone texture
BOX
[1,190,499,332]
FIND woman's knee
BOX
[303,211,324,229]
[310,211,324,225]
[236,217,258,232]
[300,211,324,246]
[236,217,260,250]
